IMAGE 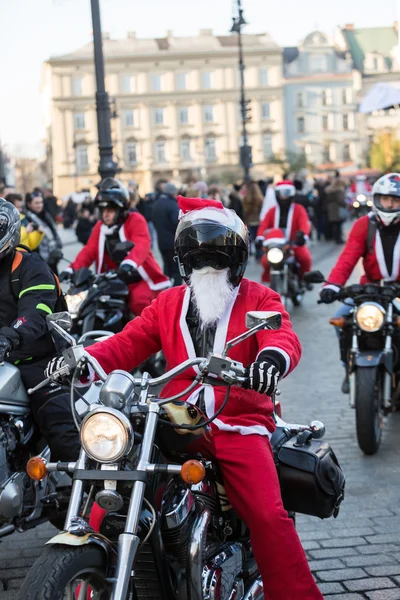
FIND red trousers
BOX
[89,430,321,599]
[128,280,157,316]
[189,431,322,600]
[262,246,312,283]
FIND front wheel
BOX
[270,272,287,307]
[17,545,109,600]
[354,367,383,455]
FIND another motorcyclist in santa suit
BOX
[47,196,322,599]
[60,178,171,315]
[256,181,312,283]
[319,172,400,392]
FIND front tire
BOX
[270,273,287,307]
[354,367,383,455]
[17,545,109,600]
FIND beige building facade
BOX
[43,30,285,197]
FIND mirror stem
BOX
[223,321,273,355]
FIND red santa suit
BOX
[86,278,321,599]
[70,212,171,315]
[324,214,400,291]
[257,202,312,281]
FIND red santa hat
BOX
[177,196,223,215]
[177,195,237,224]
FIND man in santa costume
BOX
[320,173,400,391]
[59,178,171,315]
[256,181,312,282]
[48,196,322,599]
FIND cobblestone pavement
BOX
[1,231,400,599]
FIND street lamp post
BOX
[231,0,252,183]
[90,0,118,180]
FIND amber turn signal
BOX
[329,317,345,327]
[26,456,48,481]
[180,460,206,485]
[396,317,400,328]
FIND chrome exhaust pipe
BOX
[0,524,15,538]
[243,577,264,599]
[187,507,211,600]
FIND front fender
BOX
[46,529,115,561]
[350,350,392,372]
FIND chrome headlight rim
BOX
[356,301,386,333]
[267,247,285,265]
[66,290,89,317]
[81,407,134,464]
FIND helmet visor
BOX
[373,194,400,213]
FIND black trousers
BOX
[19,359,80,461]
[160,249,182,286]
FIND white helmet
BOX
[371,173,400,227]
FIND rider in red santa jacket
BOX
[59,179,170,315]
[49,196,322,599]
[256,181,312,282]
[320,173,400,392]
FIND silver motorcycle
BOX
[18,311,343,600]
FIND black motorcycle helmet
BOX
[174,199,249,287]
[94,178,129,225]
[0,198,21,261]
[275,180,296,210]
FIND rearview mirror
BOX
[111,241,135,264]
[46,312,73,332]
[246,311,282,331]
[303,270,325,285]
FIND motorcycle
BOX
[308,270,400,455]
[351,193,373,219]
[65,240,165,376]
[18,311,345,600]
[261,238,307,308]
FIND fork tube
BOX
[112,403,160,600]
[65,448,88,529]
[383,303,393,408]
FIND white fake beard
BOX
[189,267,235,328]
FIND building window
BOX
[154,108,164,125]
[124,110,135,127]
[178,107,189,124]
[155,140,167,163]
[343,144,351,161]
[321,90,327,106]
[176,73,187,90]
[297,116,305,133]
[76,145,88,173]
[309,54,327,72]
[202,71,212,89]
[296,92,304,108]
[74,112,86,130]
[122,75,135,93]
[373,57,379,71]
[205,136,217,162]
[262,134,273,160]
[72,77,83,96]
[322,144,330,163]
[125,142,137,166]
[152,74,162,92]
[342,88,352,105]
[259,68,269,86]
[180,138,192,161]
[343,114,349,130]
[261,102,271,119]
[204,105,214,123]
[322,115,328,132]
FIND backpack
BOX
[10,246,68,313]
[365,216,377,255]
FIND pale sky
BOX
[1,0,399,156]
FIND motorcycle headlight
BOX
[81,407,133,463]
[356,302,385,332]
[367,200,373,207]
[66,290,88,317]
[356,194,366,202]
[353,201,360,208]
[267,247,284,264]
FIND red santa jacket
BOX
[325,215,400,289]
[70,212,171,292]
[256,202,311,242]
[87,278,301,437]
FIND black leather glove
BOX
[59,270,73,283]
[44,356,90,384]
[117,263,141,284]
[255,236,265,250]
[0,335,12,364]
[294,230,306,247]
[243,360,280,396]
[319,287,338,304]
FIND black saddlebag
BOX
[273,431,345,519]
